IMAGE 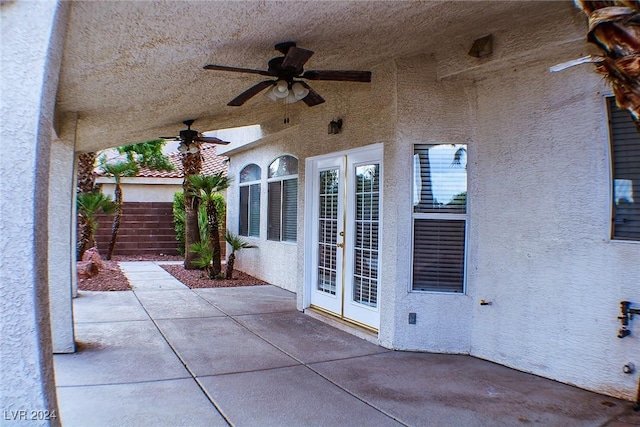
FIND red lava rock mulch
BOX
[160,264,270,289]
[78,261,131,292]
[77,254,269,291]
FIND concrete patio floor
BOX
[54,262,640,427]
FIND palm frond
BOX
[77,191,117,218]
[189,241,213,269]
[225,230,257,253]
[187,173,232,201]
[576,1,640,122]
[101,160,139,179]
[198,203,210,242]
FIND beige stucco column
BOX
[48,113,78,354]
[0,0,68,423]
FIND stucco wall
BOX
[48,130,76,354]
[0,0,67,423]
[386,55,475,354]
[468,58,639,400]
[225,78,383,294]
[385,9,638,399]
[97,178,182,203]
[225,4,639,400]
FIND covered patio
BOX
[2,1,639,423]
[54,262,638,426]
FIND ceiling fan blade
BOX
[298,81,325,107]
[203,64,271,77]
[302,70,372,82]
[196,136,230,145]
[282,46,314,70]
[159,136,179,140]
[228,80,276,106]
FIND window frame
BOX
[239,163,261,238]
[410,143,469,294]
[606,96,640,243]
[267,155,298,243]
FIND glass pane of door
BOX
[317,168,339,295]
[352,164,380,307]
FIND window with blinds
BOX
[608,97,640,241]
[239,164,261,237]
[267,155,298,242]
[412,144,468,293]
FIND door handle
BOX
[336,242,345,248]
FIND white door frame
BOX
[303,143,383,329]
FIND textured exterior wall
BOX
[225,78,380,294]
[386,55,475,354]
[469,58,639,401]
[97,178,182,203]
[386,13,638,399]
[0,0,67,423]
[48,133,76,354]
[224,6,639,400]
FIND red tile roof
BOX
[134,144,228,179]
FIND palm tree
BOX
[187,172,231,277]
[224,230,256,279]
[182,146,204,269]
[575,1,640,130]
[189,241,215,279]
[77,191,116,259]
[77,152,97,193]
[100,160,139,260]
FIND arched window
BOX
[267,155,298,242]
[239,164,261,237]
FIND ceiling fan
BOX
[160,119,230,154]
[203,41,372,107]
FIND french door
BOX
[306,145,382,330]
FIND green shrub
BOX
[173,191,226,256]
[173,192,186,256]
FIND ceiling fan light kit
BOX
[178,142,200,154]
[161,119,230,154]
[266,80,310,105]
[204,42,371,108]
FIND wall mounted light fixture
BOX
[468,34,493,58]
[328,119,343,134]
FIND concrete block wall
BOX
[93,201,227,257]
[94,202,179,256]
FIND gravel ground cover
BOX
[78,255,268,291]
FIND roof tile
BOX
[134,144,228,178]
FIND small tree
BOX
[96,140,173,259]
[182,145,203,270]
[100,159,139,260]
[77,191,116,259]
[117,139,174,171]
[77,152,97,193]
[187,173,231,278]
[224,230,256,279]
[173,191,225,256]
[189,241,216,279]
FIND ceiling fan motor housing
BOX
[179,129,198,144]
[268,57,302,81]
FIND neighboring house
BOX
[95,144,228,256]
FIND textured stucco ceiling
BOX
[57,1,576,152]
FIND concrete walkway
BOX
[54,262,640,427]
